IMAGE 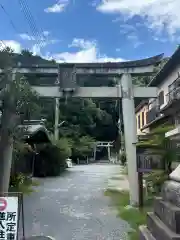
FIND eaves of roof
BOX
[148,46,180,87]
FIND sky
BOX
[0,0,180,63]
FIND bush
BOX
[56,138,72,159]
[10,141,37,193]
[72,135,94,158]
[136,125,178,195]
[9,173,39,194]
[144,171,168,195]
[11,141,33,176]
[119,151,126,165]
[10,172,26,188]
[34,138,72,177]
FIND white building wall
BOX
[148,64,180,109]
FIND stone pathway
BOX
[22,164,130,240]
[107,166,129,192]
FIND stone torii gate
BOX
[27,54,162,206]
[93,141,114,162]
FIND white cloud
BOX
[19,31,52,41]
[31,38,60,56]
[120,24,136,34]
[44,0,69,13]
[52,38,125,63]
[127,33,143,48]
[2,40,21,53]
[68,38,97,49]
[19,33,35,41]
[43,31,50,37]
[31,44,41,56]
[19,31,60,56]
[96,0,180,36]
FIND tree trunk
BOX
[0,71,16,193]
[0,107,14,193]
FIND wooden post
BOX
[138,172,144,209]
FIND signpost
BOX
[0,198,7,211]
[136,149,165,208]
[0,193,25,240]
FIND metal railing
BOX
[166,86,180,103]
[166,75,180,103]
[146,99,160,124]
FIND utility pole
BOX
[0,69,16,193]
[54,97,60,141]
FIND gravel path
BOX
[22,164,130,240]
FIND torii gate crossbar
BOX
[11,54,163,206]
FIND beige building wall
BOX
[136,105,149,135]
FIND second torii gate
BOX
[94,141,114,162]
[29,54,162,206]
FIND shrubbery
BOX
[119,151,126,165]
[34,138,72,177]
[10,141,36,193]
[137,125,177,195]
[72,135,94,159]
[144,171,169,195]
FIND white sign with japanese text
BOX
[0,197,19,240]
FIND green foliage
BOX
[11,141,33,176]
[34,143,68,177]
[72,135,95,158]
[9,173,39,195]
[144,171,169,195]
[119,151,126,165]
[105,189,153,240]
[137,125,176,173]
[137,125,178,194]
[8,74,40,122]
[58,98,116,141]
[10,141,37,194]
[55,137,72,159]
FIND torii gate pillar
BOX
[121,73,139,205]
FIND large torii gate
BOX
[18,54,162,205]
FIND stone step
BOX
[139,225,156,240]
[154,197,180,234]
[147,212,180,240]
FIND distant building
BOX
[134,45,180,147]
[135,100,149,136]
[137,46,180,135]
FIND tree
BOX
[0,48,40,193]
[72,135,95,159]
[137,125,176,174]
[136,125,177,194]
[21,49,33,57]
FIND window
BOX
[158,91,164,106]
[142,112,144,126]
[138,115,141,129]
